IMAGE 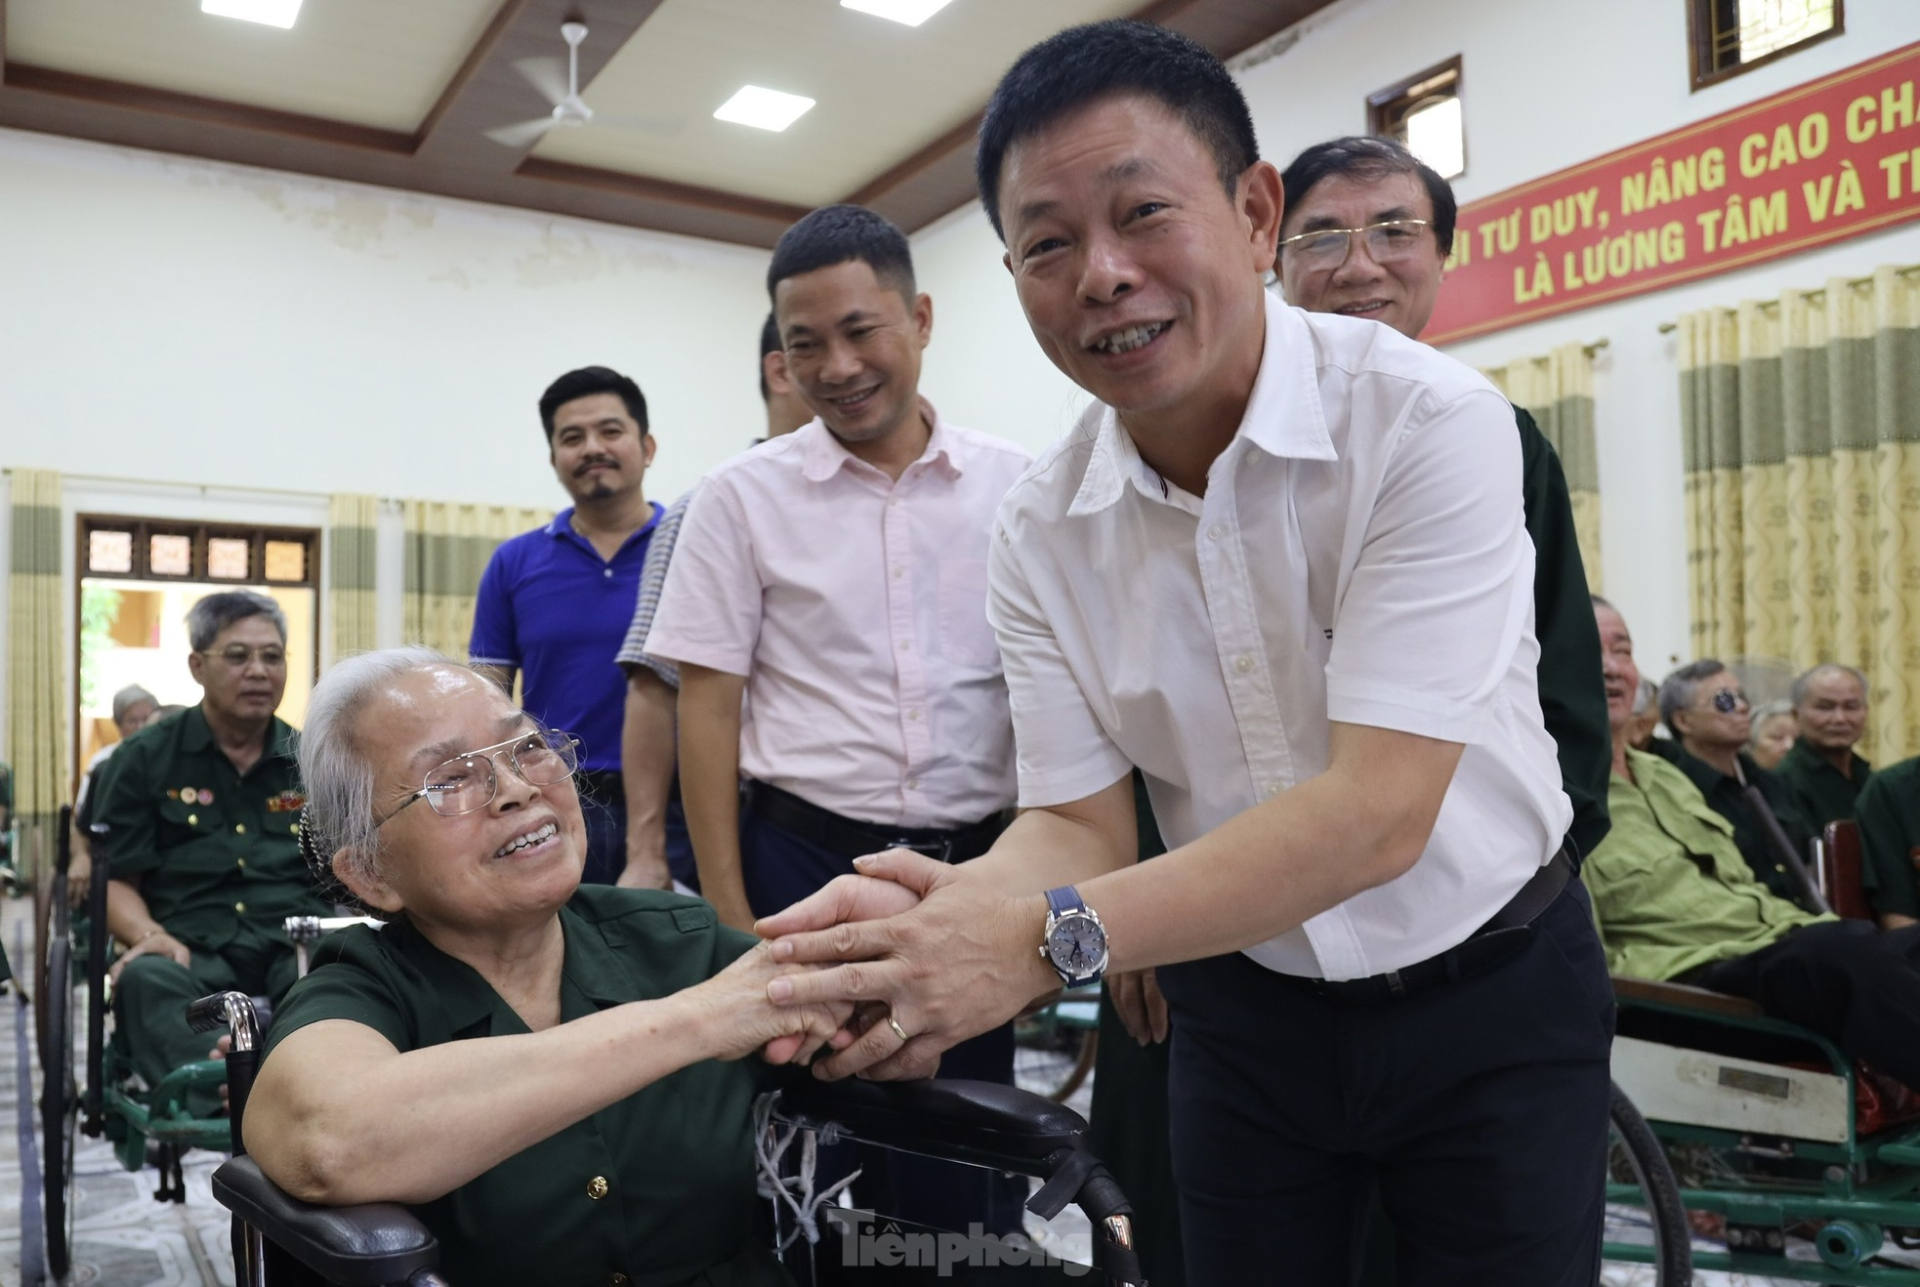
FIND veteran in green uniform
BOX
[1777,664,1874,828]
[1855,754,1920,929]
[248,649,847,1287]
[94,591,328,1100]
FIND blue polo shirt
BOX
[468,504,662,773]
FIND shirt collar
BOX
[799,397,959,483]
[179,703,296,762]
[1068,291,1337,518]
[544,507,575,537]
[545,503,664,551]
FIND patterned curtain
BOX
[1482,341,1603,591]
[402,501,550,660]
[327,493,380,663]
[1677,264,1920,763]
[6,468,68,882]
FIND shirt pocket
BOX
[937,557,1001,670]
[156,796,230,872]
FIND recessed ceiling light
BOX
[713,86,816,133]
[841,0,957,25]
[201,0,303,29]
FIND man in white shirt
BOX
[758,21,1612,1284]
[644,203,1032,1237]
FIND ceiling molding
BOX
[0,0,1336,249]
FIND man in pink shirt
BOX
[643,203,1032,1236]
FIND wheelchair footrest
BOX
[212,1156,439,1287]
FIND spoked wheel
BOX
[40,915,80,1281]
[1013,1020,1098,1103]
[1602,1081,1692,1285]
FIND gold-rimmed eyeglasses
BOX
[1278,218,1432,271]
[373,729,580,828]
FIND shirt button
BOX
[907,710,921,721]
[236,858,246,868]
[893,567,904,578]
[603,568,612,578]
[235,823,247,835]
[1235,655,1254,673]
[1208,524,1224,541]
[188,814,199,825]
[609,1276,630,1286]
[587,1176,610,1200]
[234,902,247,913]
[907,778,921,791]
[898,640,911,651]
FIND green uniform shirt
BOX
[93,705,326,953]
[1585,747,1830,981]
[1515,407,1612,863]
[1776,738,1872,830]
[1855,754,1920,921]
[1672,748,1820,911]
[263,886,793,1287]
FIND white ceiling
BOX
[527,0,1143,206]
[7,0,503,133]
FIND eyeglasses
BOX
[200,645,288,670]
[1278,219,1432,271]
[1709,689,1751,714]
[373,729,580,828]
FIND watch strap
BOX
[1044,886,1084,919]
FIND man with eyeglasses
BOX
[1659,659,1820,911]
[93,589,329,1109]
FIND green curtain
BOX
[6,468,68,882]
[327,493,380,663]
[402,501,550,661]
[1482,341,1603,591]
[1678,264,1920,763]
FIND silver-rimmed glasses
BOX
[1278,218,1432,271]
[373,729,580,828]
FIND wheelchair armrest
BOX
[1613,974,1766,1018]
[775,1077,1087,1178]
[212,1156,439,1287]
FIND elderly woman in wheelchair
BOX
[243,648,853,1287]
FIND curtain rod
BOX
[1657,263,1920,332]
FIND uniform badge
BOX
[181,783,196,801]
[267,790,308,814]
[199,788,215,805]
[166,789,179,800]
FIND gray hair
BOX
[1632,677,1659,717]
[298,646,449,911]
[1747,699,1795,749]
[1659,659,1727,731]
[111,684,158,723]
[187,590,287,652]
[1790,663,1869,709]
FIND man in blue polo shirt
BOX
[470,365,664,886]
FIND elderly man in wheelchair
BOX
[1590,598,1920,1280]
[186,647,1141,1287]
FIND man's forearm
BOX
[105,877,163,946]
[678,666,752,928]
[620,669,678,884]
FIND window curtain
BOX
[6,468,68,882]
[1481,341,1603,591]
[327,493,379,663]
[401,501,550,660]
[1677,264,1920,763]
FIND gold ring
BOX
[886,1015,911,1043]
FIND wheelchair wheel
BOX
[40,922,80,1280]
[1013,1023,1098,1104]
[1603,1081,1691,1285]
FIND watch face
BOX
[1047,913,1107,976]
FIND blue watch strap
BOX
[1044,886,1084,918]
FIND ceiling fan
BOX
[486,21,679,148]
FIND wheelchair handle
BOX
[185,991,263,1156]
[282,914,381,945]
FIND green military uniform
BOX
[1776,737,1872,830]
[1672,748,1821,911]
[1855,754,1920,922]
[264,885,792,1287]
[1585,748,1830,981]
[93,704,327,1098]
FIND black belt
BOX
[740,780,1008,864]
[1294,848,1576,1006]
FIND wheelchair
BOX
[1012,982,1100,1103]
[1605,821,1920,1284]
[36,805,373,1281]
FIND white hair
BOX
[1790,663,1869,709]
[298,646,452,906]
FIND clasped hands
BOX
[751,850,1061,1081]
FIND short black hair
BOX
[976,20,1259,242]
[1279,135,1457,256]
[538,366,648,442]
[758,311,780,403]
[767,205,915,307]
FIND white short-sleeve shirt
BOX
[988,292,1571,980]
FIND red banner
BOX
[1426,40,1920,346]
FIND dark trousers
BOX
[576,770,628,886]
[1689,919,1920,1087]
[1155,882,1614,1287]
[740,808,1027,1237]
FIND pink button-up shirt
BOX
[644,405,1030,829]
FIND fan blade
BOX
[511,56,569,108]
[593,113,685,136]
[486,117,557,148]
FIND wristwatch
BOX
[1039,886,1109,987]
